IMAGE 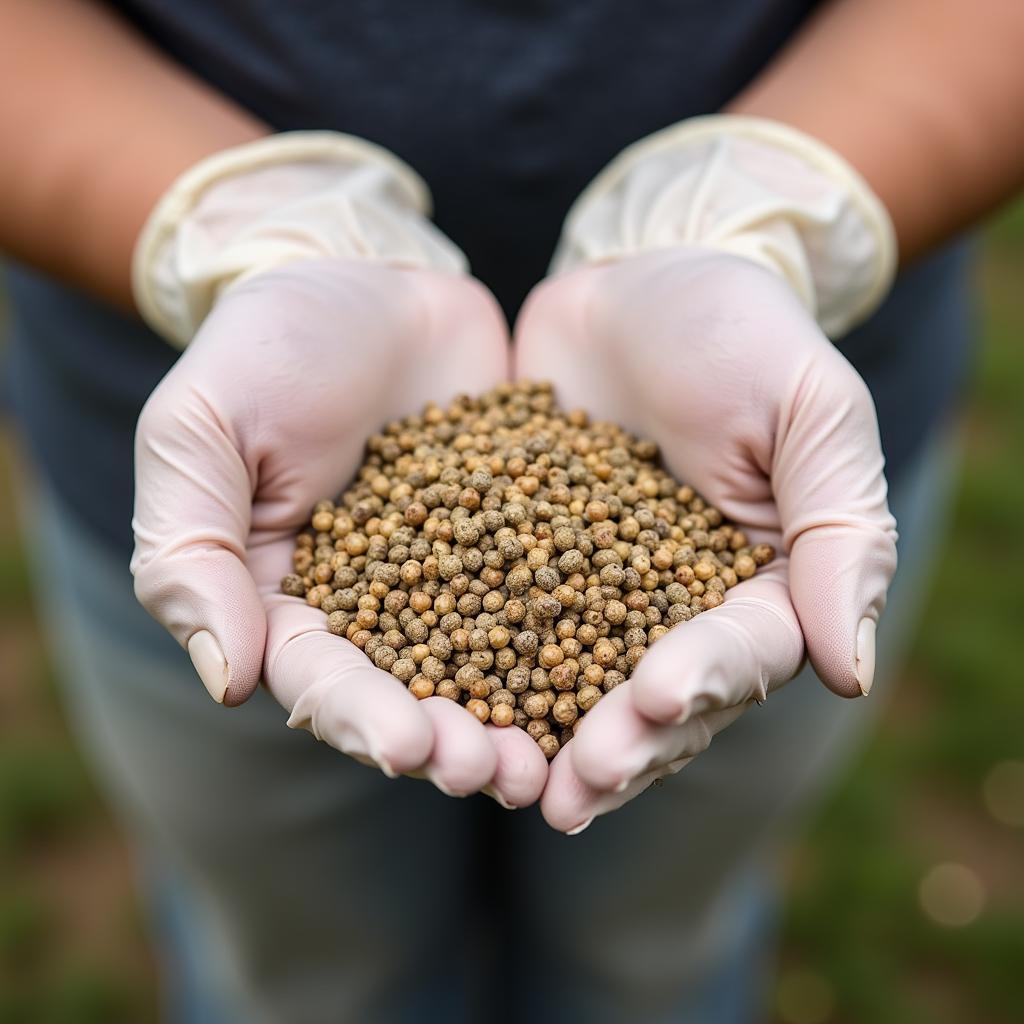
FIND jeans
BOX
[19,431,955,1024]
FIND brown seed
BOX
[391,658,417,683]
[409,676,434,699]
[404,502,428,526]
[538,644,564,668]
[288,382,769,740]
[435,679,460,701]
[693,559,717,582]
[490,703,514,727]
[675,564,696,586]
[466,698,490,723]
[355,608,378,630]
[312,510,335,533]
[488,626,511,649]
[523,693,549,719]
[282,573,305,598]
[537,734,560,759]
[552,695,578,726]
[593,640,617,668]
[734,554,756,579]
[603,670,625,692]
[488,688,516,708]
[526,718,551,740]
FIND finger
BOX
[629,566,804,725]
[539,740,604,834]
[412,698,499,797]
[774,349,898,697]
[254,530,500,797]
[263,594,434,778]
[570,681,747,795]
[482,724,549,809]
[540,735,696,834]
[132,385,265,706]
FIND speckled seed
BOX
[286,381,772,742]
[466,698,490,723]
[490,703,514,727]
[537,734,560,759]
[734,554,756,579]
[409,677,434,699]
[552,696,578,726]
[523,693,550,719]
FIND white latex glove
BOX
[516,117,898,833]
[552,115,896,338]
[131,135,548,807]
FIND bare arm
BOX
[0,0,265,311]
[729,0,1024,263]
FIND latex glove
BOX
[517,257,898,832]
[517,250,897,830]
[551,115,896,338]
[518,114,899,833]
[131,135,548,807]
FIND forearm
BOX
[0,0,265,311]
[729,0,1024,263]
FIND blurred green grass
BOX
[0,301,155,1018]
[1,205,1022,1023]
[773,203,1024,1024]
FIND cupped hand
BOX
[514,247,898,832]
[132,259,548,807]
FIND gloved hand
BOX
[131,134,548,807]
[515,116,899,833]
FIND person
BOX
[2,1,1022,1021]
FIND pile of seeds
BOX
[282,381,773,758]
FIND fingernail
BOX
[428,777,464,799]
[188,631,228,704]
[567,817,594,836]
[483,785,516,810]
[856,618,877,696]
[614,778,631,794]
[345,736,397,778]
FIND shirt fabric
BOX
[4,0,974,554]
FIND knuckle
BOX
[130,557,168,612]
[135,387,178,442]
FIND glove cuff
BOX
[551,115,897,338]
[132,131,468,347]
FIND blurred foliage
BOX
[0,741,93,859]
[0,961,139,1024]
[774,202,1024,1024]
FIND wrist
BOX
[132,131,467,347]
[551,114,897,338]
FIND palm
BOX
[136,259,548,804]
[513,248,892,830]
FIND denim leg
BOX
[20,479,481,1024]
[501,431,958,1024]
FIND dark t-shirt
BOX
[4,1,974,554]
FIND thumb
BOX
[775,348,898,698]
[626,562,804,730]
[131,385,265,707]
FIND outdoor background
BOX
[1,205,1022,1024]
